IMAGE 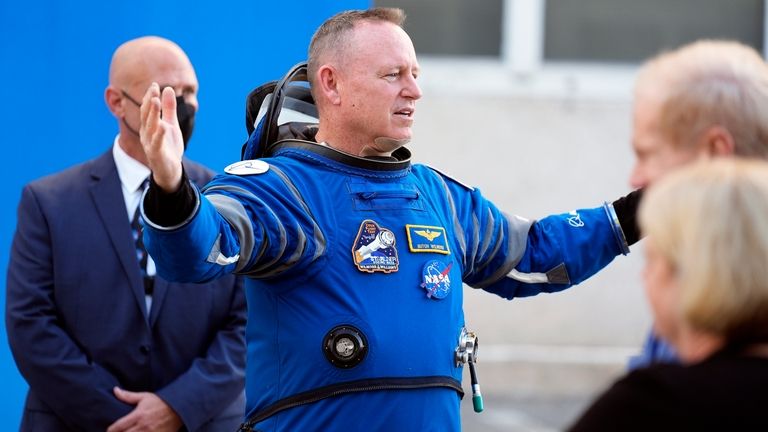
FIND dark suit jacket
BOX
[6,150,247,431]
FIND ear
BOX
[316,65,341,106]
[104,86,124,118]
[698,125,736,157]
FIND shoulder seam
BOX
[420,164,475,191]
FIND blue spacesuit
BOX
[143,131,630,432]
[628,331,681,370]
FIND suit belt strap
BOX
[238,375,464,431]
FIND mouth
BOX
[394,107,414,118]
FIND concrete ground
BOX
[459,357,627,431]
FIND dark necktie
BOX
[130,181,154,296]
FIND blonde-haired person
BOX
[629,39,768,367]
[570,159,768,431]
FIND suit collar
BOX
[271,139,412,172]
[112,136,151,194]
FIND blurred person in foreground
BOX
[626,39,768,368]
[570,159,768,430]
[6,36,246,431]
[138,8,640,431]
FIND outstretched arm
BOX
[418,166,634,299]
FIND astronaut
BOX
[138,8,639,432]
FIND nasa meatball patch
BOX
[420,260,452,299]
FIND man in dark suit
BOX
[6,36,246,432]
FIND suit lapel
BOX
[89,150,149,320]
[148,277,168,327]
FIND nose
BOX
[629,163,647,189]
[185,94,199,112]
[403,75,422,100]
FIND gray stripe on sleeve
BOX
[433,172,467,266]
[207,194,256,273]
[504,212,534,267]
[206,173,322,277]
[204,184,258,197]
[203,184,273,266]
[238,204,288,277]
[472,212,533,289]
[251,222,307,278]
[477,207,495,260]
[270,166,327,261]
[506,263,571,285]
[205,233,240,266]
[474,209,503,274]
[506,269,548,284]
[466,212,481,275]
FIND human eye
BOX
[383,72,399,81]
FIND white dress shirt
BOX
[112,136,155,312]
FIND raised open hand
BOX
[140,82,185,192]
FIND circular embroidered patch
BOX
[420,260,452,299]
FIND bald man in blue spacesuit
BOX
[138,7,639,432]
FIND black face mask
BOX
[175,96,196,148]
[122,90,196,149]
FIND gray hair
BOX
[307,8,405,93]
[635,40,768,159]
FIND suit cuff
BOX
[611,188,643,247]
[142,169,200,230]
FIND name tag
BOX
[405,224,450,255]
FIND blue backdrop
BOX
[0,0,367,426]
